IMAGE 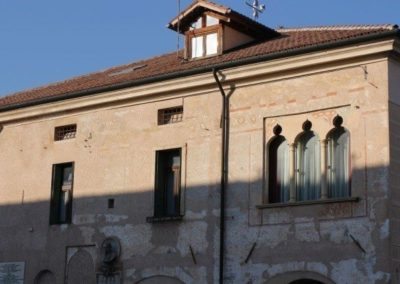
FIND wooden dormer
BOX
[168,0,280,60]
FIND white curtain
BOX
[296,131,321,201]
[327,128,350,198]
[277,140,290,202]
[268,136,290,203]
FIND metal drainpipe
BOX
[213,68,229,284]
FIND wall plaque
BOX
[0,262,25,284]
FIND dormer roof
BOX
[167,0,280,40]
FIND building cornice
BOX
[0,38,397,124]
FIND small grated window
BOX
[54,124,77,141]
[158,106,183,125]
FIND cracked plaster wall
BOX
[0,57,395,283]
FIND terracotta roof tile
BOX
[0,24,398,110]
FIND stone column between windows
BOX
[321,139,328,199]
[289,143,296,202]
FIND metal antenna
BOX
[245,0,266,20]
[177,0,182,58]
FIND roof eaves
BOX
[278,24,398,32]
[0,28,399,113]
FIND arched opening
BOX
[66,249,95,284]
[136,275,184,284]
[265,271,335,284]
[290,279,324,284]
[326,116,350,198]
[34,270,56,284]
[295,121,320,201]
[268,126,290,203]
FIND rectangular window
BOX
[158,106,183,125]
[154,148,182,218]
[191,36,204,58]
[50,162,74,224]
[206,33,218,55]
[54,124,77,141]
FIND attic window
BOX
[187,15,221,59]
[190,15,219,30]
[54,124,77,141]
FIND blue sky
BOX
[0,0,399,97]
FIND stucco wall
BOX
[0,54,393,283]
[225,59,391,283]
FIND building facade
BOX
[0,1,400,283]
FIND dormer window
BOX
[167,0,280,60]
[187,15,221,59]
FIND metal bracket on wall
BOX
[348,233,367,254]
[189,245,197,265]
[243,242,257,264]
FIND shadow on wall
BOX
[0,164,391,283]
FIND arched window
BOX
[296,121,320,201]
[268,125,290,203]
[327,116,350,198]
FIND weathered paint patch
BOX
[177,221,208,256]
[320,218,374,253]
[100,224,153,258]
[330,258,390,284]
[380,219,389,240]
[104,214,129,223]
[153,246,177,255]
[140,266,207,284]
[74,214,128,225]
[74,214,96,225]
[79,226,95,243]
[185,210,207,220]
[265,261,306,277]
[306,262,329,276]
[125,268,136,279]
[295,223,320,242]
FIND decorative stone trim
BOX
[256,197,360,209]
[146,215,183,223]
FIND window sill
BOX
[146,215,183,223]
[256,197,360,209]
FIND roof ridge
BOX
[277,24,397,32]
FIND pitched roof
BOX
[0,24,398,112]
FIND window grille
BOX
[158,106,183,125]
[54,124,77,141]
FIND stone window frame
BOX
[49,162,74,225]
[147,145,187,223]
[260,111,358,209]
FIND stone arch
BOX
[136,275,185,284]
[34,270,56,284]
[265,271,335,284]
[66,249,96,284]
[290,280,324,284]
